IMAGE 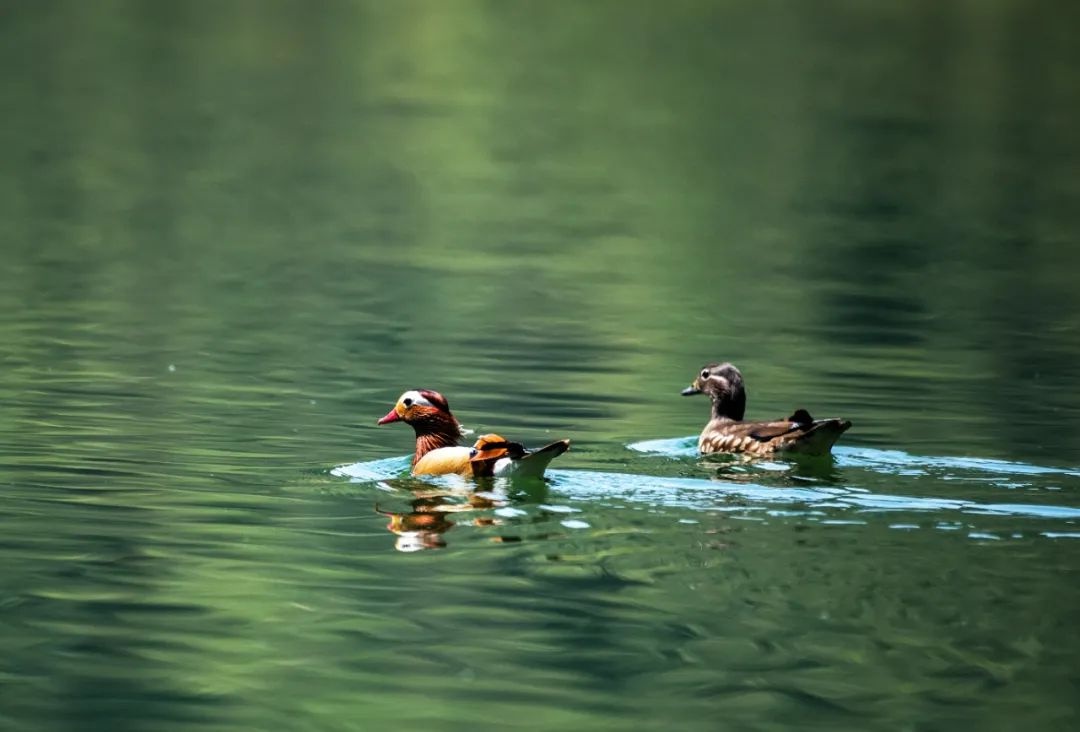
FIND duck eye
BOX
[403,398,413,407]
[701,369,710,379]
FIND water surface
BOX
[2,1,1080,730]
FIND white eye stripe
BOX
[399,390,432,408]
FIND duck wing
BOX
[746,410,816,441]
[748,410,851,455]
[470,438,570,479]
[701,409,850,456]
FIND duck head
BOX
[681,362,747,420]
[376,389,463,463]
[377,389,455,427]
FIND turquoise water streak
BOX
[335,444,1080,543]
[3,1,1080,730]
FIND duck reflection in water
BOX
[377,501,454,552]
[376,491,506,553]
[703,452,845,485]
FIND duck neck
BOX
[710,389,746,421]
[411,414,462,464]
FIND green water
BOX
[3,1,1080,730]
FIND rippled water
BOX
[3,1,1080,730]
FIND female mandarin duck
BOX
[681,363,851,456]
[376,389,570,478]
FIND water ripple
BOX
[333,447,1080,524]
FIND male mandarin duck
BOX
[376,389,570,478]
[681,363,851,456]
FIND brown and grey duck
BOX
[681,363,851,457]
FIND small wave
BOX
[332,456,1080,521]
[331,456,411,482]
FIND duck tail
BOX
[513,439,571,479]
[789,418,852,455]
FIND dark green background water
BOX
[3,1,1079,730]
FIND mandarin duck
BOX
[376,389,569,478]
[681,363,851,456]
